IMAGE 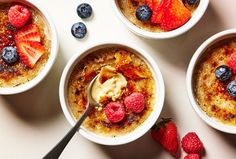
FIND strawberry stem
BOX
[151,117,172,130]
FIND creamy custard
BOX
[92,66,127,105]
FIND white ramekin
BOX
[112,0,209,39]
[59,42,165,145]
[0,0,58,95]
[186,29,236,134]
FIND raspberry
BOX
[8,5,31,28]
[227,52,236,74]
[124,92,145,113]
[104,102,125,123]
[181,132,204,154]
[184,154,200,159]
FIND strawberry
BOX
[227,52,236,74]
[16,41,45,68]
[181,132,204,154]
[184,154,200,159]
[151,118,180,158]
[145,0,153,10]
[8,5,31,28]
[15,24,41,43]
[150,0,170,24]
[160,0,191,31]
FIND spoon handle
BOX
[43,105,90,159]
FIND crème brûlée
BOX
[0,3,51,88]
[194,38,236,126]
[68,47,156,137]
[117,0,199,32]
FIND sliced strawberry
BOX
[15,24,41,42]
[151,0,170,24]
[16,41,45,68]
[146,0,154,10]
[160,0,191,31]
[227,52,236,74]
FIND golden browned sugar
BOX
[117,0,198,32]
[194,39,236,126]
[68,47,155,137]
[0,3,51,87]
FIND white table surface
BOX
[0,0,236,158]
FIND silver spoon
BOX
[43,75,99,159]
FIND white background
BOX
[0,0,235,158]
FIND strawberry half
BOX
[15,24,41,42]
[151,118,180,158]
[161,0,191,31]
[16,41,45,68]
[150,0,170,24]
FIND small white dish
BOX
[0,0,58,95]
[186,29,236,134]
[59,42,165,145]
[112,0,209,39]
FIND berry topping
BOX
[160,0,191,31]
[148,0,169,24]
[151,118,180,157]
[184,154,200,159]
[136,5,152,21]
[77,3,93,19]
[185,0,199,5]
[8,5,31,28]
[71,22,87,39]
[16,41,44,68]
[105,102,125,123]
[14,24,44,68]
[1,46,19,65]
[227,52,236,74]
[227,80,236,97]
[181,132,204,154]
[15,24,41,43]
[124,92,145,113]
[215,65,232,82]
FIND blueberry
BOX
[185,0,199,5]
[136,5,152,21]
[227,80,236,97]
[77,3,93,19]
[1,46,19,65]
[215,65,232,82]
[71,22,87,39]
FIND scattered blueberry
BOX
[227,80,236,97]
[185,0,199,5]
[136,5,152,21]
[71,22,87,39]
[1,46,19,65]
[215,65,232,82]
[77,3,93,19]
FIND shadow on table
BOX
[96,99,177,159]
[1,46,66,125]
[218,131,236,148]
[138,3,224,70]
